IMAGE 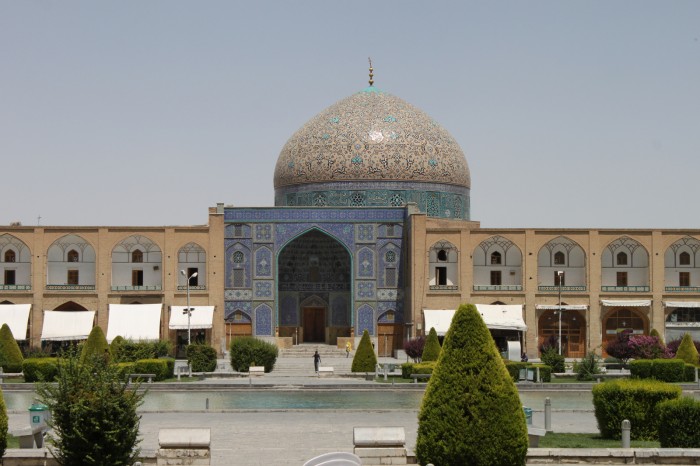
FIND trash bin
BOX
[29,402,50,430]
[523,407,533,425]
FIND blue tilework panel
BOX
[254,281,274,299]
[254,224,274,242]
[226,207,406,223]
[356,224,375,243]
[280,294,298,326]
[378,301,404,323]
[254,246,273,278]
[225,224,251,239]
[276,223,355,251]
[226,243,251,288]
[331,294,349,326]
[357,304,375,336]
[255,304,273,336]
[224,301,252,321]
[356,281,375,300]
[224,289,252,300]
[356,247,375,279]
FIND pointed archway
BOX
[278,229,351,344]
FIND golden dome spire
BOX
[368,57,374,87]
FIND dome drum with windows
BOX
[273,81,471,219]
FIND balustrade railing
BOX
[46,285,96,291]
[0,284,31,290]
[601,286,650,292]
[472,285,523,291]
[111,285,162,291]
[538,285,587,292]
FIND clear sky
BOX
[1,1,698,228]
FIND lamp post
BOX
[180,270,198,346]
[556,270,564,355]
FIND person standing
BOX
[313,350,321,372]
[345,341,352,358]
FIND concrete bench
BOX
[128,373,156,383]
[354,427,407,465]
[158,428,211,465]
[527,426,547,447]
[11,426,46,448]
[249,366,265,376]
[318,366,334,377]
[410,373,431,383]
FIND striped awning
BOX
[601,299,651,307]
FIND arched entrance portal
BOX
[278,229,351,344]
[603,307,647,350]
[538,309,587,358]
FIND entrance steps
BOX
[273,344,354,376]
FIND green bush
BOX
[401,362,414,379]
[80,326,109,364]
[504,362,552,383]
[416,304,528,465]
[412,361,437,375]
[110,340,172,363]
[675,333,699,366]
[657,397,700,447]
[229,337,278,372]
[133,359,170,381]
[109,336,125,361]
[649,328,664,346]
[421,327,441,362]
[592,379,681,440]
[351,330,377,373]
[0,324,24,373]
[532,364,552,383]
[22,358,59,382]
[186,344,217,372]
[574,352,602,381]
[685,364,697,382]
[0,387,6,458]
[652,359,684,383]
[630,359,653,379]
[114,362,137,379]
[540,347,565,373]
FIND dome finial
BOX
[368,57,374,87]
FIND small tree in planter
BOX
[421,327,441,362]
[416,304,528,465]
[351,330,377,373]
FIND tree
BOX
[605,330,635,365]
[650,328,664,347]
[351,330,377,373]
[416,304,528,465]
[627,335,671,360]
[403,336,425,362]
[0,323,24,372]
[675,333,700,366]
[0,386,7,458]
[36,350,144,465]
[80,325,109,364]
[421,327,441,362]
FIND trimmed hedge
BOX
[412,361,437,375]
[592,379,681,440]
[115,362,137,379]
[657,397,700,447]
[351,330,377,373]
[110,340,172,363]
[685,364,698,382]
[0,324,23,373]
[421,327,441,362]
[505,362,552,383]
[0,386,6,458]
[401,362,414,379]
[416,304,528,465]
[675,333,700,366]
[186,344,217,372]
[229,337,278,372]
[22,358,59,382]
[630,358,685,382]
[133,359,170,381]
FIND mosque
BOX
[2,66,700,360]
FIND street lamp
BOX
[180,270,198,346]
[556,270,564,355]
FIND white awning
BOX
[536,304,589,311]
[601,299,651,307]
[41,310,95,341]
[423,309,457,336]
[664,301,700,308]
[106,304,162,342]
[169,306,214,330]
[475,304,528,331]
[0,304,30,340]
[424,305,527,336]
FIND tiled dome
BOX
[273,87,471,190]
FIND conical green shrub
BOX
[650,328,664,347]
[416,304,528,465]
[0,324,24,373]
[80,325,109,364]
[351,330,377,372]
[0,386,7,458]
[421,327,441,362]
[675,333,699,366]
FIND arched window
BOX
[490,251,502,265]
[4,250,15,263]
[554,251,565,265]
[616,252,628,266]
[132,250,143,263]
[437,250,448,262]
[233,251,244,263]
[680,251,691,266]
[67,250,79,262]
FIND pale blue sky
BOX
[1,1,698,228]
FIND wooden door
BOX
[303,307,325,342]
[377,324,400,357]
